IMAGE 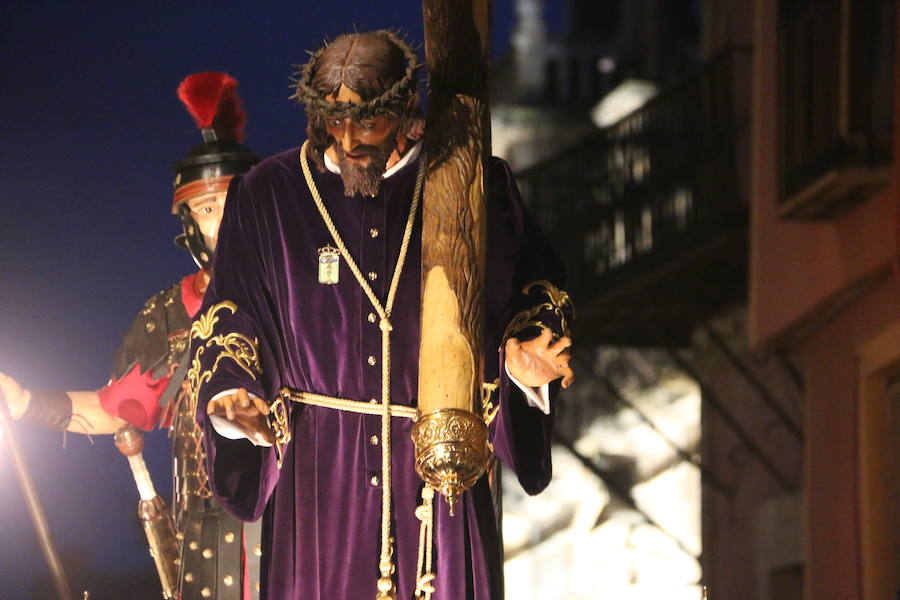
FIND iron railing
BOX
[516,47,751,294]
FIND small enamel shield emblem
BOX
[317,245,340,284]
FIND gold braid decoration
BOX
[502,280,574,343]
[174,387,213,500]
[186,301,261,407]
[192,300,236,338]
[188,423,213,499]
[268,393,291,468]
[210,334,260,380]
[185,346,212,406]
[481,380,500,428]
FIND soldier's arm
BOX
[0,373,127,434]
[68,390,128,433]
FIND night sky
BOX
[0,2,564,596]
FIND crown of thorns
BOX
[290,29,421,120]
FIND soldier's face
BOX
[187,191,227,251]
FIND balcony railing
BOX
[515,47,751,344]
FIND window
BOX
[777,0,894,218]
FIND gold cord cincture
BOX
[414,486,436,599]
[300,140,426,600]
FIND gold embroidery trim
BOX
[186,300,262,416]
[192,300,236,339]
[502,279,574,342]
[268,393,291,468]
[481,379,500,427]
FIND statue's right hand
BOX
[0,372,31,419]
[207,388,274,446]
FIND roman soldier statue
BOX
[0,72,263,600]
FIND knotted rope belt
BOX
[278,388,417,419]
[292,141,434,599]
[276,387,436,599]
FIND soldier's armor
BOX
[172,384,261,600]
[112,283,190,386]
[114,280,261,599]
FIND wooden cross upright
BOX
[414,0,493,510]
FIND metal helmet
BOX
[172,72,258,270]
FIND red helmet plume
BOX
[172,72,259,271]
[177,72,246,143]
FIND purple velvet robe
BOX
[192,145,568,599]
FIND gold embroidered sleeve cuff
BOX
[502,279,574,342]
[187,301,262,408]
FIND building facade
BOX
[502,1,897,599]
[747,0,898,598]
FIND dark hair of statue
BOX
[293,30,422,172]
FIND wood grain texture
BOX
[418,0,491,414]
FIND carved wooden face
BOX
[322,85,407,197]
[324,85,400,169]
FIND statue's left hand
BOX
[504,327,574,389]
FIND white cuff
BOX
[208,389,273,447]
[504,366,551,415]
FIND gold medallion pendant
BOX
[317,245,340,284]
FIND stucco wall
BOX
[695,310,803,599]
[801,275,900,599]
[748,0,899,350]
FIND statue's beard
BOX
[333,133,398,197]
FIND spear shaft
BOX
[0,401,76,600]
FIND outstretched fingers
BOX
[549,336,575,388]
[559,364,575,388]
[204,389,274,445]
[224,395,236,420]
[504,326,577,389]
[207,389,270,421]
[548,336,572,356]
[535,326,554,347]
[208,393,237,420]
[237,388,251,409]
[252,396,270,416]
